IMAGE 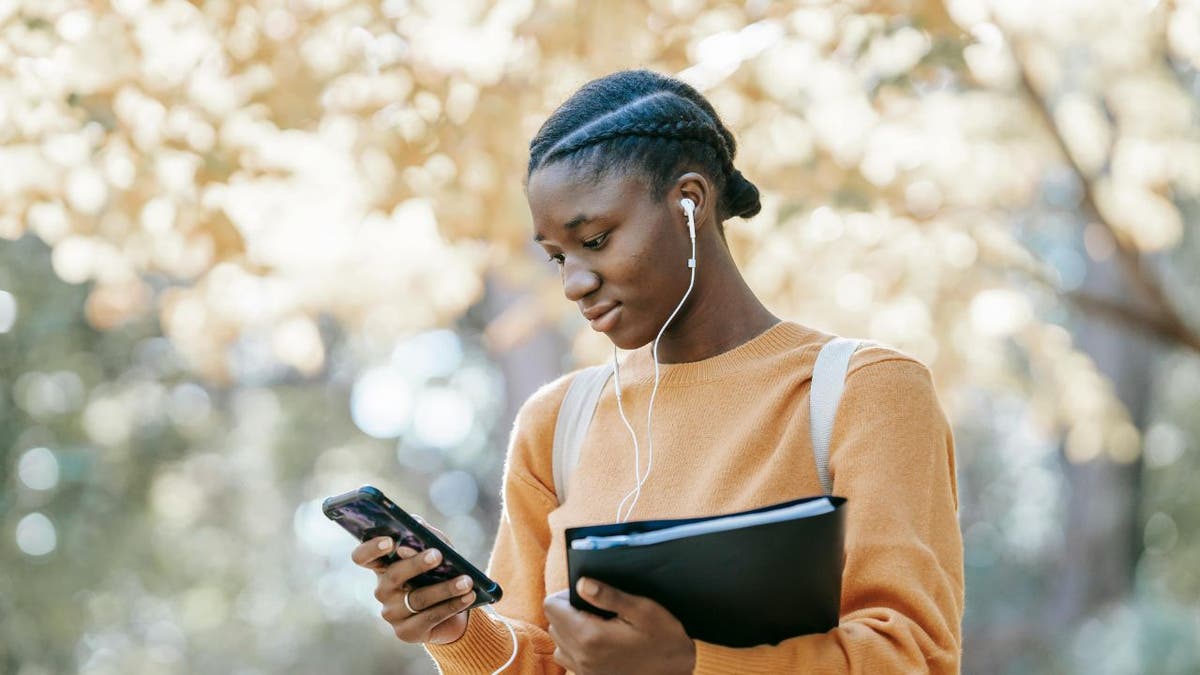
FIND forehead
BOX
[527,162,651,237]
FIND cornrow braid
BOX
[542,119,735,178]
[527,70,761,222]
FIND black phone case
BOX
[323,486,502,609]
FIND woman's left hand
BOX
[543,578,695,675]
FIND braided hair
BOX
[527,70,762,224]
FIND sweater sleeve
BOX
[424,376,571,675]
[692,357,965,674]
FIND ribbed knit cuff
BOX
[692,642,748,674]
[424,609,516,674]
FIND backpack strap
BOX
[809,337,862,495]
[552,364,613,505]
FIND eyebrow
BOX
[533,213,592,243]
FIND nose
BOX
[560,256,600,302]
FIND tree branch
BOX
[1007,242,1200,351]
[1065,290,1200,353]
[1006,39,1200,356]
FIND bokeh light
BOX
[0,290,16,333]
[16,512,58,556]
[392,329,464,380]
[167,383,212,431]
[18,447,60,491]
[428,470,479,518]
[351,366,414,439]
[970,289,1034,338]
[293,498,349,559]
[0,1,1197,673]
[411,387,475,449]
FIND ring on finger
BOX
[403,589,419,615]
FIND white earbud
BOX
[680,198,696,241]
[680,198,696,269]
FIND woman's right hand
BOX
[352,534,475,645]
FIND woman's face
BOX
[528,162,695,351]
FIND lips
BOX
[581,302,618,322]
[581,302,621,332]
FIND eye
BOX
[582,232,609,250]
[547,253,565,266]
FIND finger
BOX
[420,521,453,546]
[549,623,581,675]
[351,537,395,568]
[381,594,417,623]
[410,513,439,535]
[544,592,599,646]
[383,547,446,589]
[576,577,643,620]
[552,647,578,673]
[427,607,472,643]
[404,575,474,615]
[547,621,572,656]
[374,547,442,602]
[391,592,475,642]
[542,591,573,624]
[380,577,472,624]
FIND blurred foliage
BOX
[1,0,1199,673]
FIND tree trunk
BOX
[478,273,567,511]
[1048,252,1155,628]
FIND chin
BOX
[608,336,649,351]
[604,325,655,352]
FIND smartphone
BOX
[323,485,502,610]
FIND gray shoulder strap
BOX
[810,337,861,495]
[552,364,613,505]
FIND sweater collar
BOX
[613,321,824,387]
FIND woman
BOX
[352,70,964,674]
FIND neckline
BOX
[613,321,823,387]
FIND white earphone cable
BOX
[482,606,517,674]
[614,200,698,523]
[483,200,697,668]
[483,203,695,671]
[611,350,642,523]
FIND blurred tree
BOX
[2,0,1198,673]
[946,5,1200,671]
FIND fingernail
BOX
[396,547,417,558]
[424,549,440,564]
[377,538,392,550]
[460,592,474,605]
[456,576,471,591]
[579,578,598,597]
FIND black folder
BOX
[566,495,846,648]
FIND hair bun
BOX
[723,169,761,219]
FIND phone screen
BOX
[330,497,459,584]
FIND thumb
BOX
[577,578,642,619]
[411,514,454,546]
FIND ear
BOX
[671,172,713,232]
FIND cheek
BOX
[599,220,690,302]
[605,246,662,296]
[597,237,642,281]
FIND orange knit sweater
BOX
[427,322,964,673]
